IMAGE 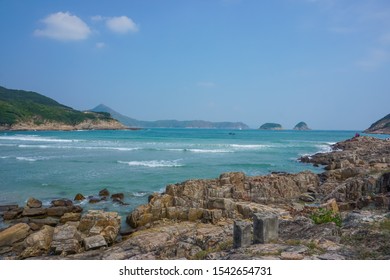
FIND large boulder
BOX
[0,223,30,247]
[50,224,82,255]
[78,210,121,244]
[21,225,54,258]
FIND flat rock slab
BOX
[22,208,47,217]
[83,235,107,251]
[0,223,30,247]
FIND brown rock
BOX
[74,193,85,201]
[21,225,54,258]
[280,252,304,260]
[51,199,73,207]
[99,188,110,197]
[3,207,24,220]
[29,217,60,227]
[22,207,47,217]
[79,210,121,244]
[111,193,124,201]
[60,212,82,223]
[47,206,72,217]
[83,235,107,251]
[51,224,82,255]
[26,197,42,208]
[0,205,19,212]
[0,223,30,247]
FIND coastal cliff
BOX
[0,86,127,131]
[1,136,389,260]
[364,113,390,134]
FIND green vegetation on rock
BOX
[364,113,390,134]
[259,123,283,130]
[0,86,115,129]
[293,122,310,130]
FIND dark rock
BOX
[74,193,85,201]
[29,217,60,227]
[47,206,72,217]
[0,205,19,212]
[26,197,42,208]
[51,199,73,207]
[111,193,124,201]
[88,197,102,204]
[233,220,252,248]
[3,207,24,220]
[99,188,110,197]
[253,214,279,244]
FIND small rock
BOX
[280,252,304,260]
[299,193,315,203]
[99,188,110,197]
[26,197,42,208]
[74,193,86,201]
[83,235,107,251]
[111,193,124,201]
[51,199,73,207]
[89,197,102,204]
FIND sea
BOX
[0,129,385,228]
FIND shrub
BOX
[310,208,342,227]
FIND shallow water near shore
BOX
[0,129,384,228]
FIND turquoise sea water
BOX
[0,129,380,226]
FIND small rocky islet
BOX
[1,136,390,260]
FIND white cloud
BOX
[106,16,139,34]
[356,49,389,71]
[197,81,217,88]
[34,12,91,41]
[96,42,106,49]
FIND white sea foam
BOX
[16,156,53,162]
[0,135,80,143]
[118,160,183,168]
[230,144,271,149]
[16,157,38,162]
[18,144,138,151]
[186,149,233,153]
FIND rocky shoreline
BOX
[1,136,389,260]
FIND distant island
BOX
[0,86,126,131]
[293,122,311,131]
[92,104,249,129]
[364,113,390,134]
[259,123,283,130]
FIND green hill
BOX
[293,122,311,130]
[259,123,283,130]
[91,104,250,129]
[0,86,125,130]
[364,114,390,134]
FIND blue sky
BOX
[0,0,389,129]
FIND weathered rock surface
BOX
[1,136,389,260]
[127,171,319,228]
[0,223,30,247]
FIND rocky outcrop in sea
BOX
[1,136,389,260]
